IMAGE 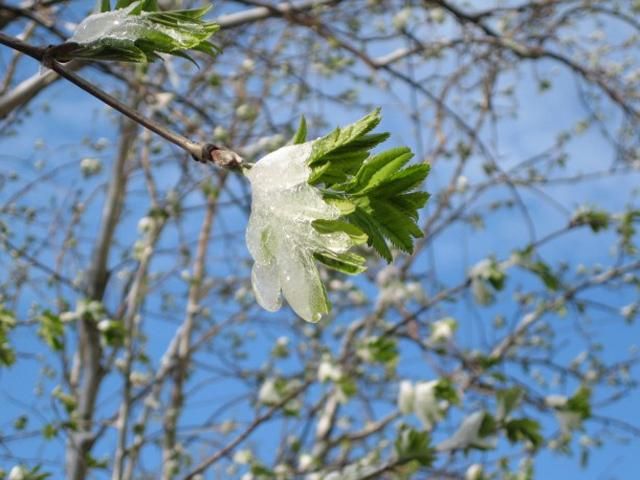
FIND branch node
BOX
[200,143,245,170]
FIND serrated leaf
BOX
[308,108,382,167]
[306,111,429,262]
[344,147,413,193]
[349,205,393,261]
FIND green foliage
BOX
[59,1,219,64]
[394,426,435,466]
[566,386,591,420]
[471,258,506,305]
[618,210,640,254]
[0,305,16,367]
[496,387,523,419]
[308,110,430,262]
[515,249,559,291]
[504,418,543,450]
[478,413,498,439]
[570,208,610,232]
[361,336,398,365]
[98,320,126,347]
[434,378,460,405]
[38,311,65,351]
[311,219,368,274]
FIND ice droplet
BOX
[245,141,350,322]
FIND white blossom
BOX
[455,175,469,192]
[241,58,255,72]
[397,380,414,414]
[233,449,253,464]
[317,357,342,382]
[8,466,26,480]
[298,453,314,470]
[80,157,102,177]
[429,317,457,343]
[621,303,637,320]
[465,464,484,480]
[392,7,413,30]
[258,378,281,405]
[430,7,446,23]
[414,381,442,429]
[137,216,155,234]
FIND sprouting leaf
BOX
[59,1,219,64]
[310,110,429,261]
[245,109,429,321]
[292,116,307,145]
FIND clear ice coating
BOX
[69,3,193,48]
[70,4,141,44]
[245,142,351,322]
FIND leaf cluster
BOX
[59,0,219,64]
[294,109,430,273]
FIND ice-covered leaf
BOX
[246,109,429,321]
[61,1,219,63]
[245,142,355,322]
[437,411,497,452]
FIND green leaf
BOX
[306,111,429,261]
[478,413,498,438]
[343,147,414,193]
[566,386,591,420]
[308,108,382,168]
[99,0,111,12]
[504,418,543,450]
[395,426,435,466]
[362,336,398,364]
[311,219,368,245]
[496,387,523,419]
[434,378,460,405]
[38,311,65,351]
[313,250,367,275]
[292,116,307,145]
[571,208,610,232]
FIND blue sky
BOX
[1,1,640,479]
